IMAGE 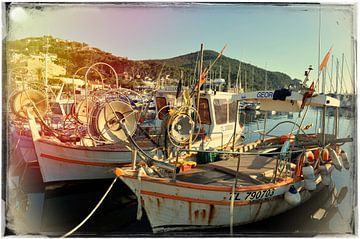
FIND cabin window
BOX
[155,97,168,120]
[198,98,211,125]
[228,100,237,122]
[213,99,228,124]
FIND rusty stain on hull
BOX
[194,210,199,220]
[156,198,161,208]
[188,202,192,222]
[201,209,206,220]
[253,201,263,222]
[208,204,215,225]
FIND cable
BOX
[62,177,118,238]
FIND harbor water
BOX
[5,107,356,236]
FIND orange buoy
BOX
[278,134,295,144]
[295,153,306,177]
[114,167,124,177]
[313,148,330,162]
[305,151,315,163]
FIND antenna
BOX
[317,5,322,92]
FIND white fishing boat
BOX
[114,87,352,233]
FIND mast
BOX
[236,62,241,93]
[228,63,231,91]
[340,53,344,94]
[252,67,255,91]
[335,58,339,94]
[330,55,334,92]
[209,60,212,90]
[196,43,204,112]
[239,62,242,93]
[244,70,247,92]
[264,63,268,91]
[45,36,49,98]
[317,6,322,92]
[322,67,326,94]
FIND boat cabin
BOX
[155,89,243,149]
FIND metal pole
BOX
[264,63,268,91]
[244,70,247,92]
[228,63,231,92]
[238,62,242,93]
[336,58,339,94]
[330,55,334,92]
[252,67,255,91]
[196,44,204,113]
[232,101,239,150]
[262,111,268,141]
[341,53,345,94]
[334,107,339,138]
[230,153,241,236]
[322,106,326,146]
[317,6,322,92]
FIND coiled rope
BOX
[62,177,118,238]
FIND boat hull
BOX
[34,139,152,183]
[119,173,327,233]
[11,130,37,164]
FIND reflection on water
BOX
[6,107,355,236]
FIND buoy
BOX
[302,164,316,191]
[321,174,332,186]
[304,151,315,164]
[340,151,350,170]
[313,148,330,162]
[304,179,317,191]
[302,164,315,180]
[319,165,332,186]
[327,146,343,171]
[284,185,301,206]
[278,134,295,144]
[114,168,124,177]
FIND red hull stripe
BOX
[40,153,130,167]
[122,174,300,192]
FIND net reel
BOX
[9,89,49,119]
[166,106,201,148]
[86,88,143,143]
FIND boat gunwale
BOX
[36,137,154,152]
[120,173,302,192]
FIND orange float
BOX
[313,148,330,162]
[278,134,295,144]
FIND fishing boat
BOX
[113,84,352,232]
[23,69,246,183]
[24,81,160,183]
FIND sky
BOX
[6,2,355,93]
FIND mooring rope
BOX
[62,177,118,238]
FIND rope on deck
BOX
[62,177,118,238]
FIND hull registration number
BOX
[229,189,275,201]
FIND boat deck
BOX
[176,154,288,187]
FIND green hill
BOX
[6,36,298,90]
[145,50,297,90]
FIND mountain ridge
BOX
[7,36,300,89]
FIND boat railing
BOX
[200,131,224,148]
[172,145,322,183]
